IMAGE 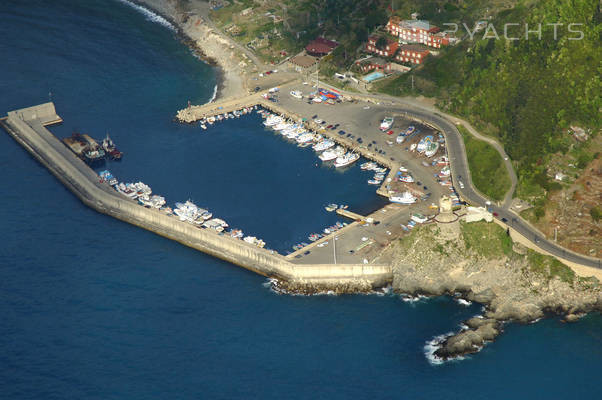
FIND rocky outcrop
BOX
[380,220,602,361]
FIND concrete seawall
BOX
[2,103,392,289]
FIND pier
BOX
[1,103,392,289]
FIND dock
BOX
[2,102,392,290]
[336,208,368,222]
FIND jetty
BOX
[1,103,392,290]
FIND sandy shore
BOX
[134,0,253,101]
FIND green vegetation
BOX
[458,125,511,201]
[591,206,601,222]
[526,249,576,284]
[460,221,514,258]
[380,0,601,202]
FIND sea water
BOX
[1,1,601,399]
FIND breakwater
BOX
[1,103,392,289]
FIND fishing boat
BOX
[200,124,207,130]
[296,132,315,144]
[334,152,359,168]
[417,135,434,153]
[290,90,302,99]
[319,146,346,161]
[101,133,122,160]
[398,174,414,183]
[368,179,382,185]
[405,125,415,135]
[425,140,439,157]
[396,134,405,144]
[380,117,394,131]
[338,205,348,210]
[389,191,417,204]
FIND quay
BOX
[336,208,367,222]
[1,102,392,290]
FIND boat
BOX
[425,141,439,158]
[398,174,414,183]
[338,204,348,210]
[101,133,122,160]
[396,134,405,144]
[405,125,415,135]
[380,117,394,131]
[319,146,346,161]
[368,179,382,185]
[290,90,302,99]
[410,143,417,151]
[296,132,315,144]
[389,191,417,204]
[325,203,338,212]
[313,139,335,152]
[334,152,359,168]
[411,213,428,224]
[200,124,207,130]
[360,161,377,170]
[417,135,434,153]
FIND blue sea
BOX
[1,1,600,398]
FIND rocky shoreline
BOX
[379,220,602,361]
[134,0,250,100]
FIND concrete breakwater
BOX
[2,103,392,289]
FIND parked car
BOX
[326,124,333,129]
[387,130,394,135]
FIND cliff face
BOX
[379,220,602,360]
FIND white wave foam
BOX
[455,298,472,307]
[116,0,177,32]
[208,84,218,103]
[401,294,428,304]
[424,332,468,365]
[423,332,453,365]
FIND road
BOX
[275,81,601,269]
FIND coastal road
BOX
[276,82,601,269]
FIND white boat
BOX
[334,152,359,168]
[360,161,377,170]
[325,203,338,212]
[200,124,207,130]
[368,179,382,185]
[380,117,394,131]
[417,135,434,153]
[389,191,417,204]
[290,90,302,99]
[411,213,428,224]
[263,115,283,126]
[425,141,439,158]
[296,132,315,144]
[410,143,417,151]
[319,145,346,161]
[313,139,335,152]
[396,134,404,144]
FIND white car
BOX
[459,180,465,189]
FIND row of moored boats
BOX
[198,105,257,130]
[99,170,266,248]
[259,110,360,168]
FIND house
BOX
[386,17,450,48]
[355,57,391,73]
[365,36,399,58]
[305,37,339,57]
[395,44,430,64]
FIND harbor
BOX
[1,102,392,289]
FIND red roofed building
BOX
[365,36,399,58]
[355,57,391,73]
[395,44,430,64]
[305,37,339,57]
[386,17,450,48]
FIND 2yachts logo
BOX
[444,23,585,41]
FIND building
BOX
[288,54,319,73]
[395,44,430,64]
[386,17,450,48]
[355,57,391,73]
[305,37,339,57]
[365,36,399,58]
